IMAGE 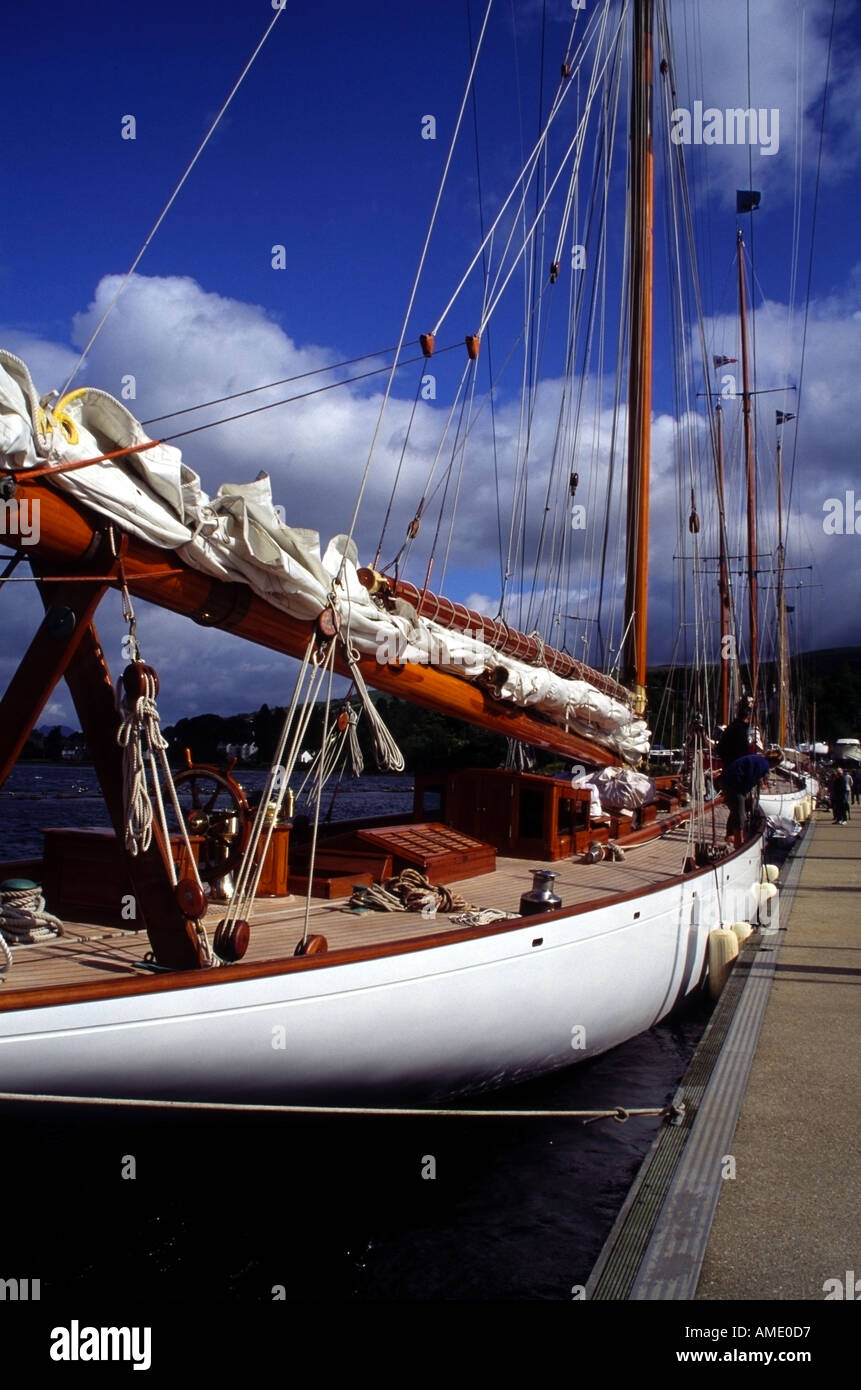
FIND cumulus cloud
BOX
[3,252,859,728]
[667,0,861,198]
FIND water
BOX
[0,764,417,859]
[1,763,712,1301]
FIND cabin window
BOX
[557,795,587,835]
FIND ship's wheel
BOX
[163,763,252,888]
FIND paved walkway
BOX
[695,807,861,1300]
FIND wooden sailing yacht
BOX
[0,1,770,1105]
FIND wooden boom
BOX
[358,571,631,704]
[5,479,624,766]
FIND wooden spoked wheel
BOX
[164,764,251,885]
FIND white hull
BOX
[0,837,765,1104]
[759,775,818,824]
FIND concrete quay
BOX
[695,808,860,1300]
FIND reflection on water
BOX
[4,997,709,1301]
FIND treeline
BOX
[17,647,860,768]
[163,698,507,774]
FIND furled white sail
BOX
[0,353,650,761]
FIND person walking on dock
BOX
[830,767,849,825]
[842,768,853,821]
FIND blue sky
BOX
[2,0,860,729]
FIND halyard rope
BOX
[113,571,211,962]
[339,638,404,772]
[222,634,327,932]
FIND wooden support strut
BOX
[59,620,204,970]
[0,531,202,967]
[0,576,109,788]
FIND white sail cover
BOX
[0,352,650,762]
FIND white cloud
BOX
[667,0,861,196]
[5,254,859,722]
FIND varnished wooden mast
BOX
[776,428,788,745]
[715,399,731,726]
[737,229,758,704]
[622,0,654,715]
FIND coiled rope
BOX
[350,868,473,917]
[0,885,63,971]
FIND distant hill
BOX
[647,646,861,746]
[789,647,861,742]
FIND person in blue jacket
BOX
[722,748,781,848]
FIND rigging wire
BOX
[430,4,604,342]
[58,4,289,397]
[506,5,625,640]
[156,352,447,445]
[785,0,836,524]
[338,0,496,572]
[372,366,429,569]
[467,0,505,597]
[477,4,625,338]
[141,343,415,426]
[593,29,632,669]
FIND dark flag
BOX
[776,410,795,425]
[713,355,737,368]
[736,190,761,213]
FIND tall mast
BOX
[715,398,731,725]
[622,0,654,714]
[737,229,758,705]
[776,427,788,744]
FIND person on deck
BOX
[717,696,754,768]
[721,749,781,848]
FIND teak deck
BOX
[1,812,723,1000]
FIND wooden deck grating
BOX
[1,811,726,999]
